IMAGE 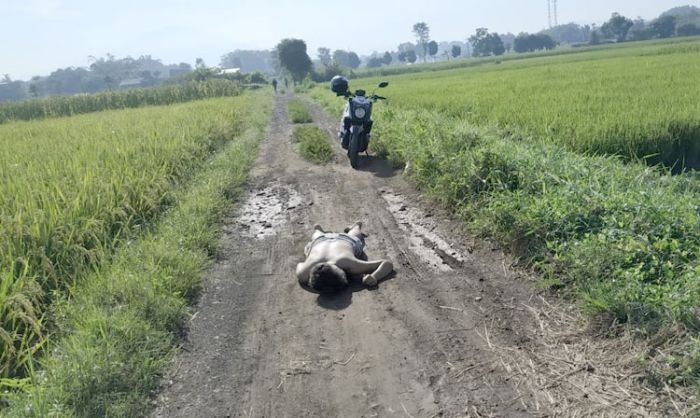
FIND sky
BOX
[1,0,695,80]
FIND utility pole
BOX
[548,0,559,29]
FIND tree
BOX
[677,23,700,36]
[332,50,361,69]
[398,51,407,62]
[366,56,384,68]
[428,41,438,61]
[589,30,601,45]
[650,15,677,38]
[276,38,312,82]
[469,28,505,56]
[317,47,331,66]
[451,44,461,58]
[412,22,430,62]
[382,51,392,65]
[513,33,557,53]
[347,52,361,69]
[601,13,634,42]
[406,50,417,64]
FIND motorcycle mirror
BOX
[378,82,389,88]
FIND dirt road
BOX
[152,94,680,418]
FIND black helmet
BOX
[330,75,349,95]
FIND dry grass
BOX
[474,296,697,417]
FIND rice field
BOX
[0,93,259,384]
[330,38,700,169]
[0,79,242,124]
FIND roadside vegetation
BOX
[0,79,241,124]
[287,99,313,123]
[307,38,700,392]
[292,124,334,164]
[0,91,271,415]
[347,39,700,170]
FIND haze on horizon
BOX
[2,0,695,81]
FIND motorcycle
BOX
[330,76,389,169]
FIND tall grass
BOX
[331,38,700,169]
[292,125,334,163]
[1,90,270,416]
[0,95,255,385]
[0,79,241,124]
[287,99,313,123]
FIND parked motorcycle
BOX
[330,76,389,169]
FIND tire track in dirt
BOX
[152,93,680,418]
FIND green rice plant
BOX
[1,91,270,415]
[0,92,269,385]
[292,125,334,163]
[287,99,313,123]
[312,37,700,170]
[0,79,242,124]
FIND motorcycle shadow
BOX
[355,155,399,178]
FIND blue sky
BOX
[1,0,695,80]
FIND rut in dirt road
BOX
[152,94,678,418]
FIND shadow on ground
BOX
[355,155,399,178]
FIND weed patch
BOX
[292,125,334,164]
[287,99,312,123]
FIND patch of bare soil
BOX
[151,93,691,418]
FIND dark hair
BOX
[308,263,348,293]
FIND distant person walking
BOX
[272,79,278,93]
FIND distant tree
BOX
[219,50,273,73]
[276,38,312,83]
[412,22,431,62]
[451,44,461,58]
[220,54,242,69]
[427,41,438,61]
[601,13,634,42]
[677,23,700,36]
[347,52,361,69]
[398,51,407,62]
[195,58,206,68]
[650,15,677,38]
[317,47,332,66]
[469,28,505,56]
[382,51,392,65]
[366,56,384,68]
[28,83,39,98]
[332,50,360,69]
[589,30,601,45]
[540,23,590,44]
[406,49,417,64]
[513,33,557,53]
[332,50,350,67]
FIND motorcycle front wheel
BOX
[348,132,360,169]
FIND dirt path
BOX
[152,94,681,418]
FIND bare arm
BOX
[337,258,393,286]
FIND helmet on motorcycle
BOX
[330,75,349,95]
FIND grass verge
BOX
[0,91,271,417]
[292,125,334,164]
[287,99,312,123]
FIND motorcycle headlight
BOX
[354,107,366,119]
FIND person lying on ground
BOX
[296,222,393,293]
